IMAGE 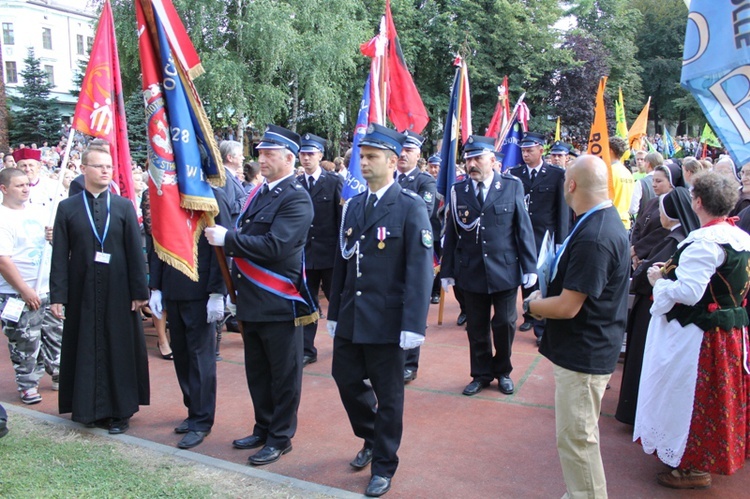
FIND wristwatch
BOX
[522,298,531,315]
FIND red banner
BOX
[72,0,134,205]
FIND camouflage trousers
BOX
[1,294,63,391]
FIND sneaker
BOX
[51,375,60,391]
[20,387,42,405]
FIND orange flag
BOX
[587,76,613,198]
[628,97,651,152]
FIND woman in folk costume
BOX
[634,171,750,489]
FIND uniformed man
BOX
[426,154,443,304]
[328,123,433,497]
[509,132,568,345]
[395,131,436,383]
[442,136,537,396]
[205,125,315,466]
[149,187,231,449]
[548,141,571,168]
[297,133,343,367]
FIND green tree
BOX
[630,0,695,133]
[124,89,148,165]
[8,48,62,145]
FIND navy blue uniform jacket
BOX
[297,170,343,269]
[328,183,433,344]
[442,172,537,294]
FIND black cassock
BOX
[51,190,149,424]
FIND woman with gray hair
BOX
[635,171,750,489]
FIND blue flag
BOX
[681,1,750,166]
[499,118,523,172]
[342,76,371,201]
[437,68,460,207]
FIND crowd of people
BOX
[1,120,749,497]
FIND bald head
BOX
[565,155,609,213]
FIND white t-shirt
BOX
[0,204,50,294]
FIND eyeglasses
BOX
[84,164,113,170]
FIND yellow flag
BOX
[587,76,613,198]
[554,116,561,142]
[628,97,651,151]
[615,88,628,139]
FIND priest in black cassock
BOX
[50,143,150,434]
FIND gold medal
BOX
[378,241,385,250]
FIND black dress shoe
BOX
[519,322,533,332]
[498,375,514,395]
[462,380,490,396]
[248,443,292,466]
[365,475,392,497]
[350,446,373,469]
[108,417,130,435]
[233,434,266,449]
[403,369,417,383]
[174,419,189,434]
[178,430,210,449]
[430,294,440,304]
[456,313,467,326]
[302,355,317,367]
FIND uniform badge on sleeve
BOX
[423,192,433,203]
[421,229,433,248]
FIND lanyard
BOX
[82,191,111,250]
[551,200,612,282]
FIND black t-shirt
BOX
[539,205,630,374]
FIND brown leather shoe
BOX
[657,469,711,489]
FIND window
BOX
[5,62,17,84]
[2,23,13,45]
[44,65,54,86]
[42,27,52,50]
[87,36,93,51]
[76,34,84,55]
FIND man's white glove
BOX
[400,331,425,350]
[441,278,455,292]
[205,226,228,246]
[206,293,224,323]
[327,320,337,338]
[522,273,538,289]
[148,289,163,320]
[225,294,237,316]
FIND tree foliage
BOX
[8,48,62,145]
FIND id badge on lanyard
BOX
[83,192,112,264]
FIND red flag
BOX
[136,0,222,281]
[485,76,510,139]
[360,21,387,127]
[72,0,134,205]
[384,0,429,133]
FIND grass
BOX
[0,413,332,498]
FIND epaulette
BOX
[402,189,418,198]
[502,173,521,183]
[292,183,303,190]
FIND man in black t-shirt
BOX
[524,155,629,498]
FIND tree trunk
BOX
[290,74,299,132]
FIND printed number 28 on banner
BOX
[172,127,190,143]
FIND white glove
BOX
[400,331,425,350]
[205,225,228,246]
[555,244,563,253]
[441,278,455,292]
[327,320,337,338]
[225,294,237,316]
[522,273,538,289]
[149,289,163,320]
[206,293,224,323]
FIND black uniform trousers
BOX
[166,299,217,432]
[463,288,516,383]
[302,267,333,358]
[332,336,405,478]
[241,320,303,448]
[521,284,545,339]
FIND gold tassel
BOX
[294,311,320,327]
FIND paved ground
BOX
[1,293,748,498]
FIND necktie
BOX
[398,173,406,184]
[476,183,484,206]
[261,184,269,196]
[530,169,537,182]
[365,193,377,223]
[307,176,314,191]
